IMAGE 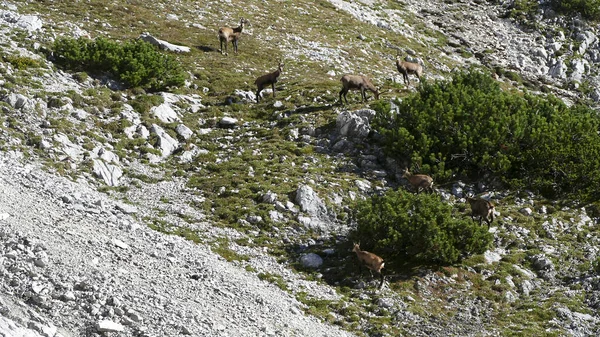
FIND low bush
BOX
[51,37,186,91]
[350,189,492,265]
[3,55,41,70]
[373,70,600,201]
[549,0,600,21]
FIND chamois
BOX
[402,169,434,194]
[466,195,495,228]
[396,56,423,86]
[339,74,380,104]
[255,62,284,103]
[218,18,248,55]
[352,243,385,289]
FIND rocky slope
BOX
[0,0,600,336]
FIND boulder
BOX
[295,184,328,219]
[93,159,123,186]
[150,124,179,159]
[151,103,181,123]
[218,117,238,128]
[175,124,193,140]
[336,109,375,140]
[300,253,323,268]
[138,32,191,53]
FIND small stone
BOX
[0,213,10,221]
[377,297,394,308]
[484,250,502,264]
[96,319,124,332]
[218,117,238,128]
[128,312,142,323]
[121,316,134,326]
[176,124,194,140]
[62,291,76,301]
[31,283,46,294]
[116,203,138,214]
[112,239,129,250]
[519,207,533,216]
[33,258,47,267]
[262,191,278,204]
[246,215,263,224]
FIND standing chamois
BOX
[255,62,284,103]
[218,18,248,55]
[402,168,434,194]
[339,74,380,104]
[396,56,423,86]
[466,195,495,228]
[352,243,385,289]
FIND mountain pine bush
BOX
[52,37,186,91]
[350,189,492,265]
[550,0,600,21]
[494,0,600,22]
[373,70,600,201]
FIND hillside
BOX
[1,0,600,336]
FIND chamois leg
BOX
[378,272,385,290]
[256,86,263,103]
[272,82,276,97]
[420,181,433,194]
[233,40,238,54]
[339,89,348,105]
[360,88,366,102]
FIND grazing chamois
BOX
[466,195,495,228]
[339,74,380,104]
[218,18,248,55]
[352,243,385,289]
[396,56,423,86]
[255,62,284,103]
[402,169,434,194]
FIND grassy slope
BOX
[8,1,600,336]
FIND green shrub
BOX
[52,37,186,91]
[3,55,41,70]
[373,70,600,201]
[549,0,600,21]
[350,189,492,265]
[503,0,539,23]
[496,0,600,22]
